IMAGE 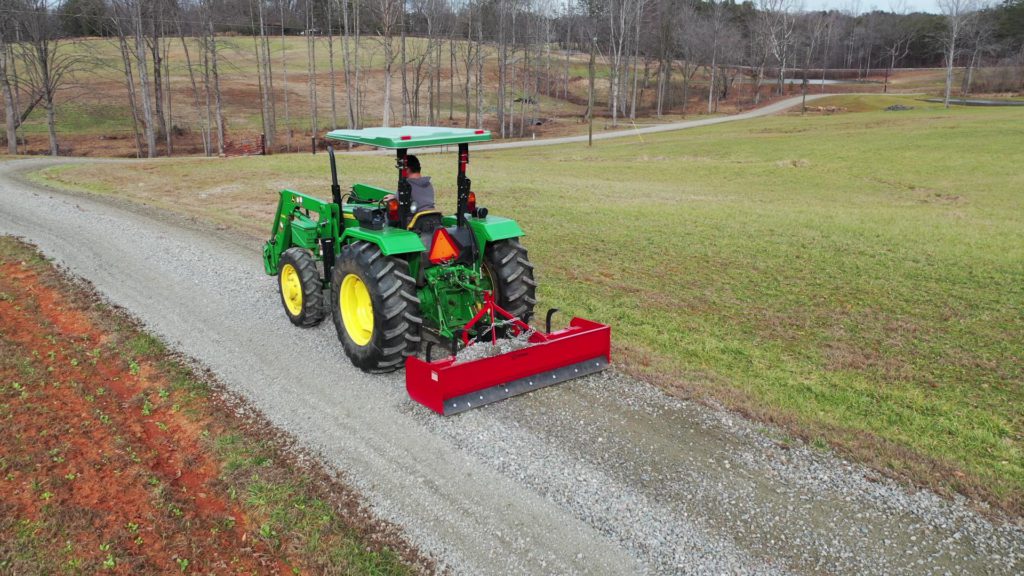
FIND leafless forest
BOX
[2,0,1023,157]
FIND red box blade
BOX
[405,318,611,415]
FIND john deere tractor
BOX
[262,127,538,372]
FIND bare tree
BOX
[706,0,726,114]
[798,10,828,111]
[1,15,20,154]
[938,0,980,107]
[280,0,291,149]
[18,0,86,156]
[372,0,401,126]
[306,0,319,140]
[327,0,339,129]
[606,0,637,126]
[178,25,210,156]
[145,0,168,152]
[1,1,46,155]
[959,9,996,95]
[768,0,798,95]
[339,0,358,129]
[880,9,914,93]
[750,0,776,104]
[202,2,224,155]
[628,0,646,119]
[253,0,277,150]
[108,1,143,157]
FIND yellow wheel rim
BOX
[340,273,374,346]
[280,264,303,317]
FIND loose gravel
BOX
[454,329,534,363]
[2,159,1021,576]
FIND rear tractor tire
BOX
[278,247,326,327]
[483,238,538,324]
[331,242,422,372]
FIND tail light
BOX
[466,192,476,214]
[387,198,399,222]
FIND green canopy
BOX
[325,126,492,149]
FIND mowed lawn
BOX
[34,95,1024,514]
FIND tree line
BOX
[2,0,1023,157]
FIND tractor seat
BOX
[408,210,443,233]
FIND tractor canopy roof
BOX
[325,126,492,149]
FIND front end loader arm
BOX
[262,189,340,276]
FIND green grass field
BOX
[32,95,1024,515]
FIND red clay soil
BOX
[0,261,296,574]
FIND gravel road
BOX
[1,152,1021,575]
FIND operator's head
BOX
[407,155,422,176]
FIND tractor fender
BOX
[466,216,525,247]
[341,227,426,256]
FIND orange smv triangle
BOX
[428,228,461,264]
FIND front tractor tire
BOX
[331,242,422,372]
[278,248,326,327]
[483,238,538,323]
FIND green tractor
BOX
[264,126,610,415]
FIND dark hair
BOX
[407,155,421,174]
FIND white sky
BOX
[800,0,944,14]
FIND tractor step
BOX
[405,317,611,415]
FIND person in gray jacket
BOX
[405,155,435,213]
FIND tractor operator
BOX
[383,155,434,214]
[406,155,435,213]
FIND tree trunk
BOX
[497,7,506,138]
[281,1,291,150]
[656,59,666,117]
[45,97,58,156]
[354,0,362,129]
[327,0,338,129]
[962,49,977,95]
[257,1,276,151]
[944,36,956,108]
[587,37,595,147]
[150,25,167,151]
[475,14,483,129]
[400,6,408,125]
[180,33,210,156]
[306,3,319,139]
[135,2,157,158]
[754,62,764,104]
[163,38,172,155]
[208,20,225,155]
[449,35,455,121]
[1,42,19,154]
[2,79,16,155]
[340,0,356,129]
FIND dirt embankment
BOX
[0,238,427,575]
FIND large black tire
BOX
[483,238,538,324]
[331,242,422,372]
[278,247,326,327]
